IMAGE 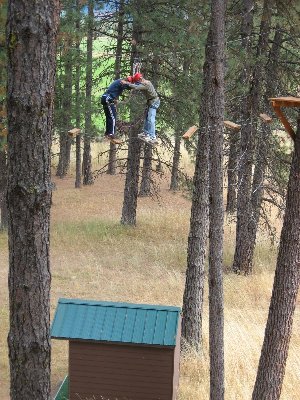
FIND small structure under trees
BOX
[52,298,181,400]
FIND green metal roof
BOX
[51,298,181,347]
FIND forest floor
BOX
[0,147,299,399]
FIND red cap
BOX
[127,76,134,82]
[133,73,143,82]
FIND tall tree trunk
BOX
[233,0,273,274]
[226,0,254,214]
[181,24,212,351]
[207,0,226,398]
[82,0,94,185]
[139,144,152,196]
[56,13,72,178]
[120,4,143,225]
[56,65,72,177]
[252,115,300,400]
[1,191,8,229]
[138,56,159,194]
[75,0,81,189]
[170,133,181,191]
[0,149,8,230]
[120,123,142,225]
[107,140,117,175]
[6,1,59,399]
[226,129,239,213]
[107,0,125,175]
[243,26,283,269]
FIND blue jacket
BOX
[103,79,130,99]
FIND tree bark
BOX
[107,0,125,175]
[139,144,152,196]
[120,124,142,225]
[6,1,59,399]
[82,0,94,185]
[75,0,81,189]
[233,0,273,274]
[181,27,212,351]
[170,133,181,191]
[56,8,72,178]
[226,0,254,213]
[252,115,300,400]
[226,129,239,213]
[244,26,283,269]
[0,149,8,230]
[207,0,226,398]
[120,4,143,225]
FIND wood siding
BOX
[69,341,175,400]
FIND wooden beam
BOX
[272,106,296,141]
[68,128,81,138]
[109,138,122,145]
[269,96,300,108]
[182,125,198,140]
[259,113,272,124]
[224,120,241,131]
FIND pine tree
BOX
[6,0,59,398]
[233,0,275,274]
[252,113,300,400]
[0,0,7,229]
[207,0,226,396]
[82,0,94,185]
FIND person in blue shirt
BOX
[101,76,137,139]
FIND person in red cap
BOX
[101,77,134,140]
[123,73,160,145]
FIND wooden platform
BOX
[68,128,81,138]
[224,120,241,131]
[269,97,300,108]
[269,96,300,141]
[182,125,198,140]
[109,138,123,145]
[259,113,272,124]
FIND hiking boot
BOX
[138,132,147,139]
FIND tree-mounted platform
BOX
[182,125,198,140]
[269,97,300,141]
[259,113,272,124]
[224,120,241,131]
[68,128,81,138]
[182,120,242,140]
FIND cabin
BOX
[52,298,182,400]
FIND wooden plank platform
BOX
[182,125,198,140]
[109,138,123,145]
[68,128,81,138]
[269,97,300,141]
[224,120,241,131]
[259,113,272,124]
[269,96,300,108]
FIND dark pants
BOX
[101,94,116,136]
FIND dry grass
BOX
[0,146,299,399]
